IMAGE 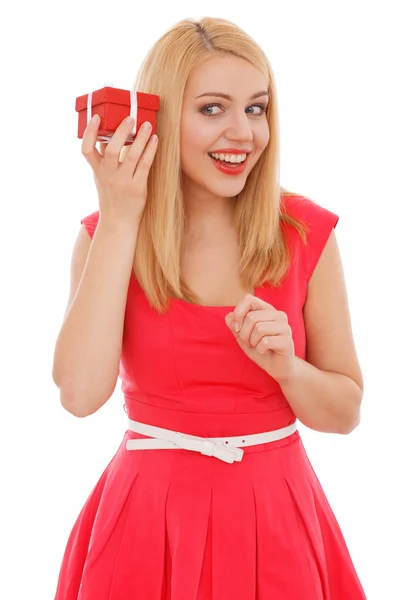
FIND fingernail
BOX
[126,116,134,124]
[143,121,151,130]
[91,114,100,124]
[233,322,240,332]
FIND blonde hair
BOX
[131,17,308,313]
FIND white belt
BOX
[125,418,297,464]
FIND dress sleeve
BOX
[80,210,100,240]
[300,197,340,282]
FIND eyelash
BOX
[200,103,268,117]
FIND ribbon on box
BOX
[86,88,138,142]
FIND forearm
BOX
[279,356,363,434]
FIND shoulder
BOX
[281,192,339,227]
[299,194,339,231]
[282,193,340,283]
[300,195,340,283]
[280,192,304,219]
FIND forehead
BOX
[184,54,268,98]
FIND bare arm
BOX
[52,219,138,417]
[53,112,158,418]
[280,229,364,434]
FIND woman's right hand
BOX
[81,115,159,228]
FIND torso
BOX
[180,228,254,307]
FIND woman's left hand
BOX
[225,294,297,384]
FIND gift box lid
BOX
[75,87,160,113]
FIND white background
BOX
[1,1,399,598]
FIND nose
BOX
[224,109,254,143]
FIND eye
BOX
[200,104,223,116]
[247,103,267,115]
[200,103,268,117]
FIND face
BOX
[180,54,270,203]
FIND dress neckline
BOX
[170,288,260,311]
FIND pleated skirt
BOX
[54,428,366,599]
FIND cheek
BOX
[256,122,270,150]
[181,120,212,150]
[180,134,197,176]
[180,122,213,172]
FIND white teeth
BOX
[210,152,247,164]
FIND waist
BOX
[126,417,298,464]
[123,395,296,438]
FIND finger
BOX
[248,320,282,348]
[119,121,155,177]
[255,334,290,355]
[118,145,130,163]
[231,294,272,332]
[103,116,136,170]
[98,142,108,157]
[236,307,276,345]
[237,312,274,347]
[81,115,102,170]
[128,133,159,186]
[255,336,271,355]
[224,312,235,330]
[98,141,124,160]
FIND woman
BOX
[53,16,366,599]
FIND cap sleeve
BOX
[300,197,339,282]
[80,210,100,239]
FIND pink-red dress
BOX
[54,195,366,599]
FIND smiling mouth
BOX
[208,154,249,168]
[208,152,248,164]
[207,153,249,176]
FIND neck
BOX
[183,187,236,234]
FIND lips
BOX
[209,155,245,166]
[208,153,248,175]
[208,149,251,155]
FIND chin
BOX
[205,177,248,199]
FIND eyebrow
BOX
[195,90,269,101]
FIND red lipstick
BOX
[208,149,249,176]
[209,148,251,154]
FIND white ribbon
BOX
[124,417,297,464]
[87,87,138,142]
[126,432,244,464]
[130,90,138,136]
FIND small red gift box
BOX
[75,86,160,145]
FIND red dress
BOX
[54,195,366,599]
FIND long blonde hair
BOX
[132,17,308,313]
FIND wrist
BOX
[98,216,140,237]
[275,356,302,389]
